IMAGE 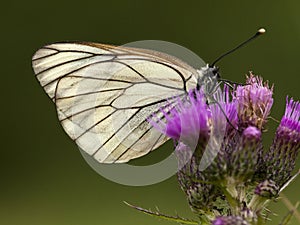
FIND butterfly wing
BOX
[32,42,198,163]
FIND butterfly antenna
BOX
[210,28,266,66]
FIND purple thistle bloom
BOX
[264,97,300,187]
[210,85,238,136]
[280,97,300,135]
[234,73,273,129]
[148,88,211,147]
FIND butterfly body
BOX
[196,65,220,101]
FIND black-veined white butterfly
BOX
[32,28,265,163]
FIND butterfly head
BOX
[196,64,220,96]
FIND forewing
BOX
[32,42,198,163]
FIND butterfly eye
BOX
[212,67,220,79]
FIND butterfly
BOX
[31,29,265,164]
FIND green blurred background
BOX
[2,0,300,224]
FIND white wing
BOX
[32,42,198,163]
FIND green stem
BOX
[124,201,199,225]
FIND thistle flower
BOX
[210,85,238,143]
[149,88,211,149]
[264,97,300,187]
[234,73,273,129]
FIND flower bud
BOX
[229,126,262,182]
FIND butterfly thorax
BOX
[196,65,220,100]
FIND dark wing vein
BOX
[55,87,128,100]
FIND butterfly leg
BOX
[208,99,238,132]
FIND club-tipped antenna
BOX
[210,28,266,66]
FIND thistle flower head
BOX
[279,97,300,141]
[210,85,238,133]
[149,88,211,147]
[276,97,300,155]
[234,73,273,129]
[264,97,300,187]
